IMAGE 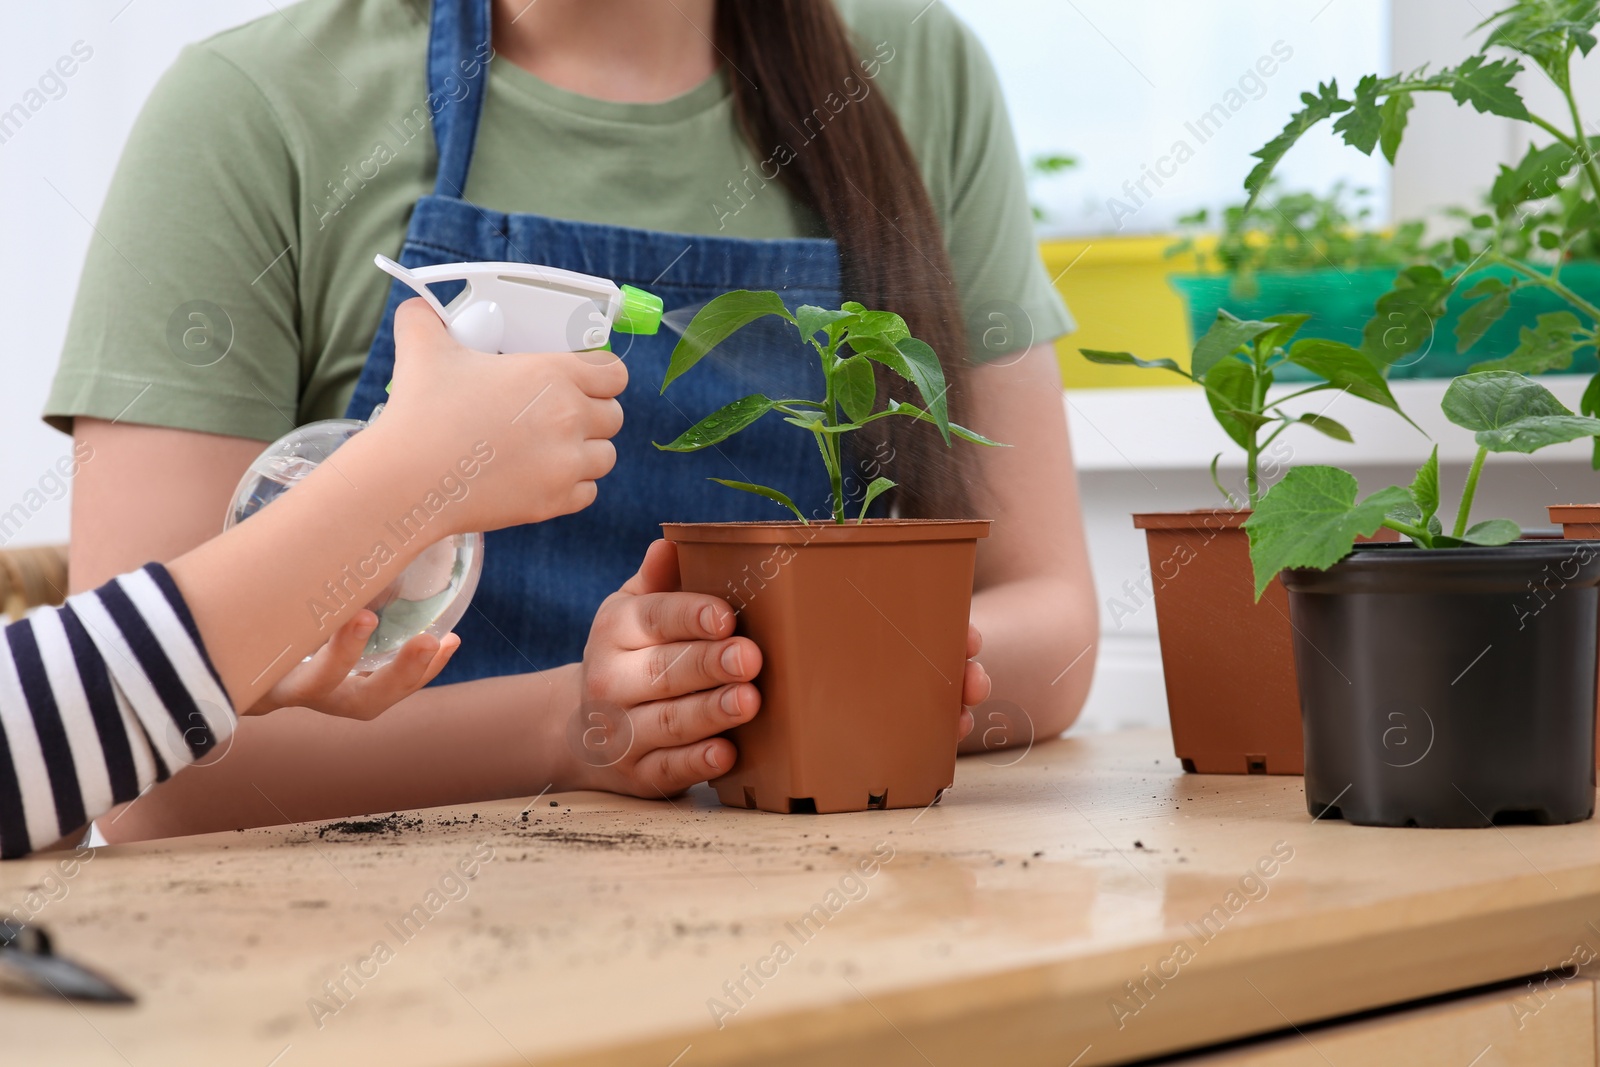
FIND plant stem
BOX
[1270,384,1333,406]
[1381,517,1432,545]
[1491,255,1600,323]
[1258,418,1293,451]
[821,342,845,523]
[1561,78,1600,209]
[1452,446,1488,539]
[1527,111,1581,149]
[1245,368,1268,509]
[1377,80,1577,148]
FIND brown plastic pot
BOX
[1546,504,1600,768]
[1132,510,1301,775]
[1130,511,1400,775]
[662,519,990,813]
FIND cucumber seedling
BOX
[1245,370,1600,596]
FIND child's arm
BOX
[0,301,626,857]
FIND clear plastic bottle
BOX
[224,412,482,672]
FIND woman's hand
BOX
[567,540,761,797]
[242,610,459,719]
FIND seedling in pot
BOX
[655,290,1002,523]
[1241,0,1600,457]
[1082,310,1419,506]
[1246,370,1600,596]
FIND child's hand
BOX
[242,610,459,719]
[567,540,762,797]
[372,298,629,537]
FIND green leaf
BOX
[1410,445,1440,525]
[1445,55,1529,119]
[1192,310,1281,379]
[882,400,1006,446]
[707,478,806,521]
[1583,372,1600,471]
[1243,466,1412,599]
[1360,265,1455,366]
[1332,74,1385,154]
[1459,518,1521,546]
[1470,311,1587,374]
[794,305,856,345]
[1462,276,1508,300]
[1564,198,1600,243]
[1582,372,1600,420]
[1255,313,1312,357]
[851,336,950,442]
[857,477,896,522]
[1079,349,1188,376]
[1296,412,1353,442]
[1442,370,1600,452]
[1209,453,1242,509]
[1477,3,1592,79]
[1378,90,1413,163]
[1489,142,1575,215]
[1454,284,1512,353]
[664,290,794,392]
[1284,338,1418,429]
[1245,80,1351,205]
[654,394,776,452]
[1203,357,1258,450]
[841,304,910,344]
[832,356,876,424]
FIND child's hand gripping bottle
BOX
[223,255,663,671]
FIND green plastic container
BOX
[1171,263,1600,382]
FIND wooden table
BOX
[6,728,1600,1066]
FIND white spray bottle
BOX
[222,256,663,671]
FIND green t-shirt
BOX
[46,0,1071,441]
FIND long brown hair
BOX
[714,0,976,518]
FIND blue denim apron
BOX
[346,0,843,684]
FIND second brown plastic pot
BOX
[1132,510,1301,774]
[663,519,990,813]
[1131,510,1398,775]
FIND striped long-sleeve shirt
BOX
[0,563,235,859]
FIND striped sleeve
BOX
[0,563,235,859]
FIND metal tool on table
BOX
[0,919,134,1003]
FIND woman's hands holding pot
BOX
[565,540,987,797]
[567,540,762,797]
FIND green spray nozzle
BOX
[614,284,664,336]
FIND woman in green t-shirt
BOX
[48,0,1096,838]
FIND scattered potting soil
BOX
[314,814,425,838]
[518,827,713,852]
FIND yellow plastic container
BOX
[1041,236,1205,388]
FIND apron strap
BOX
[427,0,493,198]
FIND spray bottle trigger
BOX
[374,254,453,320]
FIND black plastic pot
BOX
[1282,541,1600,828]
